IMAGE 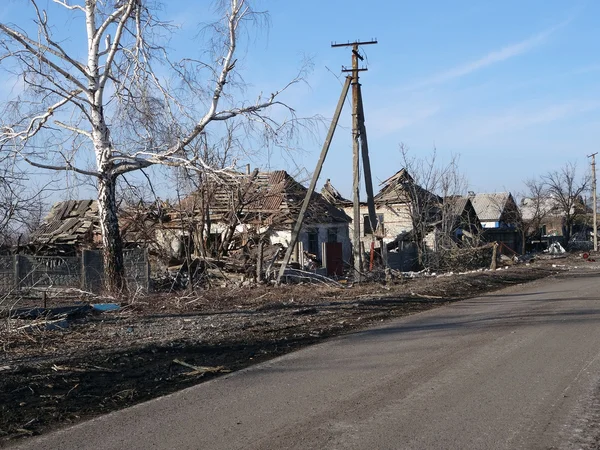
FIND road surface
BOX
[11,271,600,449]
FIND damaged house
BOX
[27,200,100,255]
[428,195,481,251]
[28,199,169,256]
[322,170,424,248]
[520,195,592,251]
[28,169,352,278]
[178,170,352,274]
[323,170,479,271]
[25,199,153,291]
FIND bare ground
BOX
[0,255,595,446]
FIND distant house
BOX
[520,195,592,250]
[427,196,481,250]
[469,192,521,252]
[469,192,519,229]
[520,196,563,238]
[444,196,480,233]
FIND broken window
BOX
[363,214,384,236]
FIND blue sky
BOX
[1,0,599,201]
[223,0,599,197]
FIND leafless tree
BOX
[0,156,46,247]
[398,144,469,266]
[518,177,550,252]
[437,156,474,247]
[542,162,590,244]
[0,0,306,292]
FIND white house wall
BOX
[480,221,500,229]
[297,223,351,264]
[220,223,352,268]
[343,203,413,245]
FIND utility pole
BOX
[276,40,378,284]
[589,152,598,252]
[332,39,377,281]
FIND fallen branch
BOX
[410,292,443,299]
[51,364,87,372]
[172,358,231,376]
[282,268,345,288]
[11,317,67,332]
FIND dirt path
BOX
[0,258,591,445]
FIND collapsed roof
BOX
[374,169,440,206]
[183,170,350,226]
[30,199,99,247]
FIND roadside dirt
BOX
[0,255,596,446]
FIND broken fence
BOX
[0,249,149,295]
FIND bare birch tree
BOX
[0,0,303,292]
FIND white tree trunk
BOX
[97,174,125,293]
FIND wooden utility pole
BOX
[589,152,598,251]
[276,40,378,284]
[333,40,378,281]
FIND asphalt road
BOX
[12,271,600,449]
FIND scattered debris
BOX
[582,252,596,262]
[7,305,92,320]
[91,303,121,312]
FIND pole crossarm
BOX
[331,40,378,48]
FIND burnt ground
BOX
[0,254,596,446]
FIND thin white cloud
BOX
[405,19,571,91]
[569,63,600,76]
[439,100,600,146]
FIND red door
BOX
[325,242,343,276]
